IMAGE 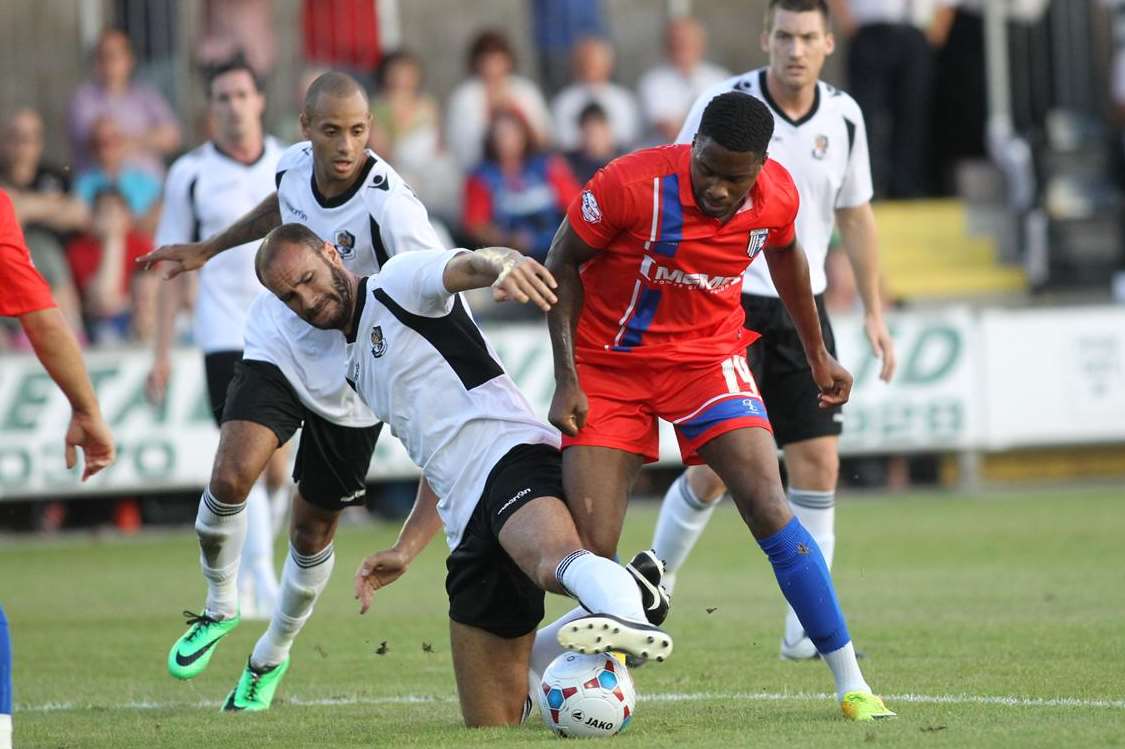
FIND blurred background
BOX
[1,0,1123,534]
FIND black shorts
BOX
[203,350,243,427]
[221,358,382,510]
[742,293,843,447]
[446,442,564,639]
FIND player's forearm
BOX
[545,251,584,382]
[836,204,885,322]
[153,273,183,359]
[766,243,828,361]
[20,308,102,416]
[204,192,280,257]
[393,478,443,562]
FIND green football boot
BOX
[167,609,240,680]
[222,657,291,712]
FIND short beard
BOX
[323,261,353,330]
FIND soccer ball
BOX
[537,652,636,738]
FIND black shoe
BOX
[625,549,671,627]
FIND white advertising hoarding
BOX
[0,307,985,499]
[980,306,1125,449]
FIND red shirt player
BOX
[0,189,115,480]
[539,92,890,717]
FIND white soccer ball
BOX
[537,651,636,738]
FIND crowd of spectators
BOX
[2,0,1061,349]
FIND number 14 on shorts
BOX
[720,355,759,396]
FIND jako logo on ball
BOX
[537,652,636,738]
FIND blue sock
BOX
[757,517,850,653]
[0,604,10,717]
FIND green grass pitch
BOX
[4,486,1124,747]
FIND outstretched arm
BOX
[441,247,558,310]
[354,479,442,614]
[835,203,896,382]
[765,239,853,407]
[137,192,281,279]
[20,308,116,479]
[544,219,599,435]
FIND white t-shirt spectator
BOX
[445,76,553,169]
[551,82,640,151]
[637,61,731,138]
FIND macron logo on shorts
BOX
[497,487,532,516]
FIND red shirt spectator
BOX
[66,230,152,297]
[303,0,380,71]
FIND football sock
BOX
[651,473,722,594]
[529,606,588,686]
[555,550,648,624]
[783,488,836,646]
[251,543,335,669]
[758,516,847,651]
[241,480,280,612]
[0,604,11,749]
[822,641,870,700]
[196,487,247,619]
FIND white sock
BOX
[555,550,647,623]
[822,641,870,700]
[241,480,279,611]
[251,543,335,669]
[0,714,10,749]
[529,605,588,687]
[783,488,836,646]
[651,473,721,594]
[196,487,247,619]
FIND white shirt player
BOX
[676,68,874,298]
[344,249,559,549]
[242,141,447,427]
[155,137,285,353]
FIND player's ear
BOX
[760,30,770,54]
[299,111,311,139]
[824,29,836,56]
[322,240,342,267]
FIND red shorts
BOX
[562,353,772,464]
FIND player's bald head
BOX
[256,223,326,285]
[303,71,368,119]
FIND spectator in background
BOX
[65,187,157,345]
[368,50,461,219]
[927,0,1050,195]
[637,16,730,143]
[303,0,381,86]
[530,0,608,96]
[68,29,181,179]
[73,117,162,235]
[0,109,87,333]
[551,36,640,152]
[828,0,932,198]
[197,0,277,76]
[446,30,553,170]
[463,109,580,261]
[565,101,622,183]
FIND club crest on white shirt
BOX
[335,229,356,258]
[747,228,769,259]
[812,134,829,160]
[370,325,387,358]
[581,190,602,224]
